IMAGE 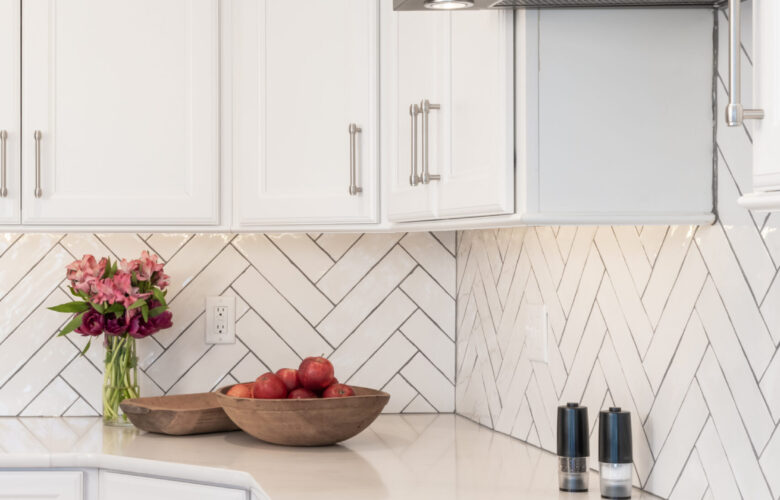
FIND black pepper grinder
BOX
[557,402,590,492]
[599,407,633,499]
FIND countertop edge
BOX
[0,451,269,499]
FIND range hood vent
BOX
[394,0,723,9]
[490,0,720,5]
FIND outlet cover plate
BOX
[522,304,548,363]
[205,296,236,344]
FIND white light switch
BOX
[205,296,236,344]
[522,304,548,363]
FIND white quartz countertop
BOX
[0,415,659,500]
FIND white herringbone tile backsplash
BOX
[0,232,455,417]
[454,7,780,500]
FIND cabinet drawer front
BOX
[22,0,220,226]
[0,471,83,499]
[100,471,246,500]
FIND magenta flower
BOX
[149,310,173,330]
[104,314,127,335]
[75,309,105,336]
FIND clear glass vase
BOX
[103,334,139,426]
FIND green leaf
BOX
[149,306,167,318]
[91,301,105,314]
[141,303,149,323]
[48,301,90,313]
[58,311,87,336]
[104,303,124,316]
[127,299,146,310]
[152,288,167,306]
[81,339,92,356]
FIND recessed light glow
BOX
[424,0,475,9]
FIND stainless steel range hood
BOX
[393,0,724,9]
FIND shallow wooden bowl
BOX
[121,392,239,436]
[215,385,390,446]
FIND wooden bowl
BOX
[215,385,390,446]
[120,392,239,435]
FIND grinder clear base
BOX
[599,462,632,499]
[558,456,589,492]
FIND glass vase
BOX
[103,334,139,426]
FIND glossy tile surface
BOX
[0,232,455,417]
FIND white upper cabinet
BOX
[21,0,220,226]
[518,8,714,223]
[385,5,514,222]
[0,0,19,225]
[737,0,780,210]
[233,0,379,226]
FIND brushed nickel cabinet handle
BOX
[0,130,7,198]
[726,0,764,126]
[348,123,363,196]
[34,130,42,198]
[409,104,421,186]
[421,99,440,184]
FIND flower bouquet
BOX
[50,251,172,426]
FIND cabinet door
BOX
[0,471,83,499]
[100,471,246,500]
[233,0,379,226]
[384,6,443,222]
[385,7,514,222]
[436,11,514,219]
[22,0,220,226]
[0,0,20,225]
[753,0,780,192]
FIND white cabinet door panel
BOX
[384,7,442,222]
[0,0,20,225]
[385,5,514,222]
[22,0,220,225]
[437,11,514,218]
[0,471,83,499]
[100,471,246,500]
[234,0,379,226]
[753,0,780,191]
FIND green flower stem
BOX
[103,334,139,425]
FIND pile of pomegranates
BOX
[225,356,355,399]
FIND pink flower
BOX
[154,271,171,290]
[119,258,139,275]
[92,278,122,305]
[67,255,106,294]
[136,251,164,282]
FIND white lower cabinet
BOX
[99,471,246,500]
[0,471,83,499]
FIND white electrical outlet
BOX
[522,304,548,363]
[205,296,236,344]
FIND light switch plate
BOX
[205,296,236,344]
[522,304,548,363]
